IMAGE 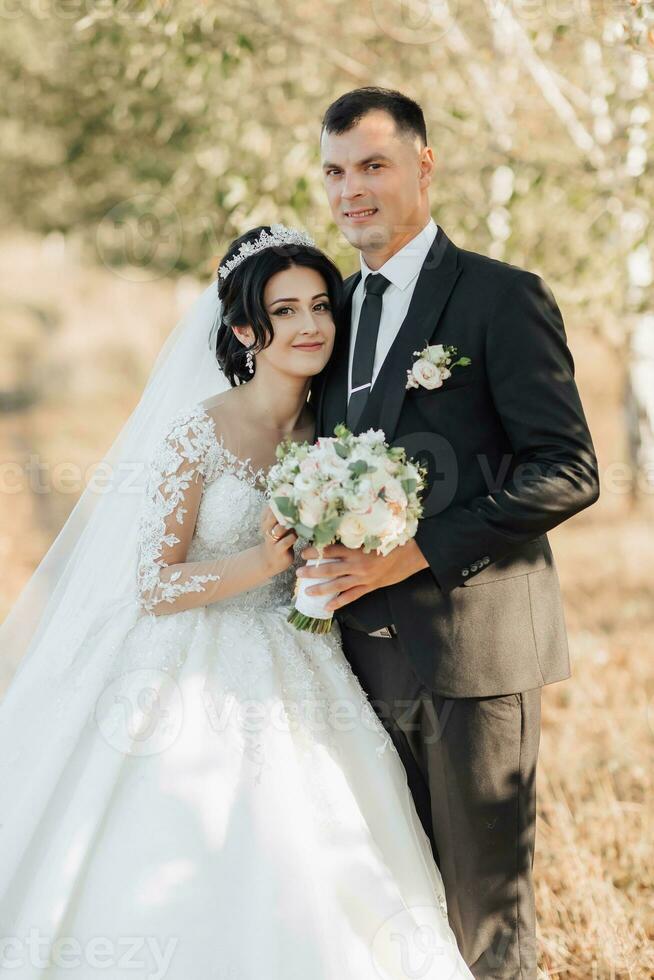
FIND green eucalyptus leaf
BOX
[272,497,297,520]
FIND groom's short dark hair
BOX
[321,87,427,147]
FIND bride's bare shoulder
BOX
[196,388,246,441]
[198,388,240,418]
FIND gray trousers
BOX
[340,624,542,979]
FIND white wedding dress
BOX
[0,402,472,980]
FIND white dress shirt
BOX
[347,217,439,400]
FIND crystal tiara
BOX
[218,223,317,281]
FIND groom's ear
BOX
[419,146,435,188]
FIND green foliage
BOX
[347,459,374,478]
[313,517,340,549]
[272,496,297,521]
[0,0,651,328]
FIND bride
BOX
[0,224,472,979]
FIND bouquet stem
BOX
[287,557,341,634]
[286,608,333,633]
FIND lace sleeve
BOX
[136,406,221,614]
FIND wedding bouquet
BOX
[266,424,426,634]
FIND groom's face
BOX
[320,109,433,257]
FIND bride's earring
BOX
[245,347,255,375]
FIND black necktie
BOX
[346,273,391,430]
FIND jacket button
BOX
[461,568,469,577]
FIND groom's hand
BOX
[298,540,429,611]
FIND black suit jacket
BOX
[311,225,600,698]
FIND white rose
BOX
[381,455,401,475]
[298,495,326,528]
[324,455,350,480]
[426,343,446,363]
[378,535,402,556]
[376,512,408,554]
[319,479,341,503]
[299,458,321,477]
[411,357,444,390]
[383,477,408,510]
[367,474,385,498]
[360,499,393,539]
[338,512,367,550]
[344,478,376,514]
[293,472,318,492]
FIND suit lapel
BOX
[354,225,462,442]
[319,271,360,437]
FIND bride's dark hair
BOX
[214,225,345,386]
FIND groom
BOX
[304,88,600,978]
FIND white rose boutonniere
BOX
[406,342,472,390]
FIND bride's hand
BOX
[259,506,298,576]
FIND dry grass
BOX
[1,231,652,977]
[538,514,654,978]
[534,322,654,977]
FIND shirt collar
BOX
[359,217,438,292]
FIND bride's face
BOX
[237,264,336,380]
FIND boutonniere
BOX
[405,342,472,391]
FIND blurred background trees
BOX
[0,1,651,291]
[2,0,652,487]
